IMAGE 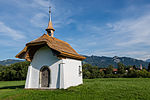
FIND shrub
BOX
[97,71,105,78]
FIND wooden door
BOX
[41,67,50,87]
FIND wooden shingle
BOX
[16,34,86,61]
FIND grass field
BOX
[0,78,150,100]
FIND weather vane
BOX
[48,0,52,21]
[49,6,51,13]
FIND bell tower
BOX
[46,6,55,37]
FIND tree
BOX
[82,64,92,79]
[90,66,100,78]
[0,61,30,81]
[148,62,150,72]
[133,65,137,70]
[106,65,113,74]
[84,71,91,79]
[97,71,105,78]
[82,64,100,79]
[117,63,125,74]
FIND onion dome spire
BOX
[46,6,55,37]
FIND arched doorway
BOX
[40,66,50,87]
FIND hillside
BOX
[83,55,149,68]
[0,59,24,66]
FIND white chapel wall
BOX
[63,58,83,89]
[25,46,63,89]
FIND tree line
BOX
[0,61,29,81]
[83,63,150,78]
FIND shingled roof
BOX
[16,34,86,61]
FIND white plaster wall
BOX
[25,46,63,89]
[25,65,32,88]
[63,58,83,89]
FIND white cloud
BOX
[75,11,150,60]
[27,0,80,28]
[107,14,150,47]
[0,22,26,41]
[33,0,49,7]
[30,13,48,28]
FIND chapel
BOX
[15,7,86,89]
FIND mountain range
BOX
[0,56,149,68]
[83,55,149,68]
[146,59,150,62]
[0,59,24,66]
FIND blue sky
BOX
[0,0,150,60]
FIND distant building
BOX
[100,68,118,74]
[113,68,118,74]
[16,8,86,89]
[100,68,107,72]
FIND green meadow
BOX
[0,78,150,100]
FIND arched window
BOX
[40,66,50,87]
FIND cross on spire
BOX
[49,6,51,22]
